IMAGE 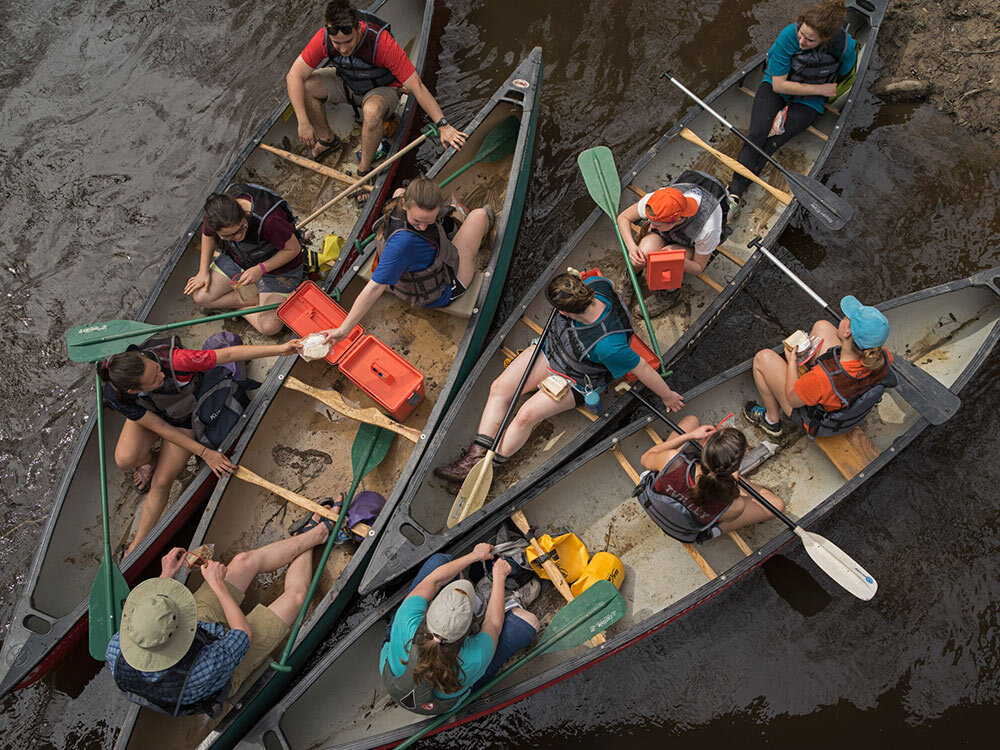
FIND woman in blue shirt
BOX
[727,0,857,219]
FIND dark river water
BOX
[3,0,999,747]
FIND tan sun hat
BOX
[119,577,198,672]
[425,579,476,643]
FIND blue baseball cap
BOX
[840,295,889,349]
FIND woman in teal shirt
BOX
[727,0,857,218]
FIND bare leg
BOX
[242,291,287,336]
[266,547,315,626]
[451,208,491,286]
[496,388,577,457]
[114,419,160,472]
[752,349,795,423]
[718,480,785,533]
[633,232,668,268]
[358,94,390,172]
[192,270,246,310]
[303,74,337,156]
[124,431,193,555]
[476,345,551,438]
[224,520,329,594]
[808,320,840,356]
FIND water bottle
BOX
[584,388,601,414]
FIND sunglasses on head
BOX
[327,23,356,36]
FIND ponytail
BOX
[690,428,746,508]
[98,351,149,401]
[798,0,847,46]
[409,622,465,694]
[859,347,886,370]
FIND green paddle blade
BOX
[577,146,622,220]
[351,423,395,481]
[540,580,627,654]
[439,115,520,188]
[88,559,131,659]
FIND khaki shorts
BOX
[193,581,290,696]
[314,67,400,113]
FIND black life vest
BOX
[130,336,203,424]
[222,182,300,270]
[651,170,727,249]
[792,346,896,437]
[631,445,734,543]
[787,24,849,85]
[325,11,398,97]
[113,626,228,717]
[544,277,634,392]
[373,201,460,307]
[381,639,465,716]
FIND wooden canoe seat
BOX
[812,428,881,481]
[358,254,485,319]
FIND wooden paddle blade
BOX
[888,355,961,426]
[284,377,421,442]
[793,528,877,600]
[577,146,622,220]
[88,560,130,659]
[541,580,626,653]
[784,171,853,230]
[446,455,494,528]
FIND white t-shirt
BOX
[637,190,723,256]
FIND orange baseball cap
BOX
[644,187,699,223]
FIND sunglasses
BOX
[327,24,356,36]
[216,217,247,241]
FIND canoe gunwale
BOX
[360,0,887,596]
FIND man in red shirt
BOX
[286,0,467,174]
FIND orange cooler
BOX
[337,335,425,421]
[645,248,686,290]
[276,281,364,364]
[626,336,661,382]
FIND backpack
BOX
[192,367,260,449]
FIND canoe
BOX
[0,0,433,696]
[360,0,889,595]
[238,266,1000,750]
[110,48,543,750]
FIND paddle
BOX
[396,580,626,750]
[272,422,395,672]
[446,308,558,528]
[438,115,519,188]
[660,70,854,231]
[577,146,667,374]
[615,382,878,600]
[283,376,421,442]
[88,372,131,659]
[67,305,280,363]
[747,236,961,425]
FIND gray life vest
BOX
[381,639,465,716]
[131,335,203,424]
[222,182,300,270]
[325,11,398,97]
[651,170,727,250]
[787,24,848,85]
[631,445,733,543]
[544,276,634,392]
[113,627,228,717]
[373,201,460,308]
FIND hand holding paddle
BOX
[616,381,878,600]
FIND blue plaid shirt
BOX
[107,622,250,703]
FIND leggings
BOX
[728,81,821,198]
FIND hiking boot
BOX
[727,193,742,223]
[433,443,488,483]
[612,266,638,310]
[642,288,682,318]
[743,401,783,437]
[505,578,541,612]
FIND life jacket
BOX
[373,201,460,308]
[544,277,634,393]
[222,182,301,270]
[325,11,398,97]
[787,24,849,85]
[113,627,228,717]
[631,445,734,543]
[651,170,728,249]
[191,366,260,449]
[791,346,896,437]
[131,336,203,424]
[381,639,465,716]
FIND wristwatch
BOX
[435,116,448,128]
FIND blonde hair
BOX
[408,621,465,694]
[799,0,847,46]
[858,347,886,370]
[402,175,443,211]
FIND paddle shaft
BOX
[75,304,280,347]
[95,373,118,636]
[679,128,792,205]
[749,239,837,316]
[396,591,615,750]
[233,466,348,523]
[256,143,371,190]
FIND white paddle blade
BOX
[794,527,877,600]
[446,457,493,528]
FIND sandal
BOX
[312,136,340,163]
[289,493,344,536]
[132,462,154,495]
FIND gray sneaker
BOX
[505,578,541,612]
[727,194,742,223]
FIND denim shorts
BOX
[211,252,304,296]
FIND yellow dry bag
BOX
[570,551,625,597]
[526,533,590,584]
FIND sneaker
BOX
[612,266,637,310]
[727,194,742,223]
[356,138,391,167]
[743,401,783,437]
[474,574,493,617]
[505,578,541,612]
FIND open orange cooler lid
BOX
[277,281,364,365]
[337,335,424,417]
